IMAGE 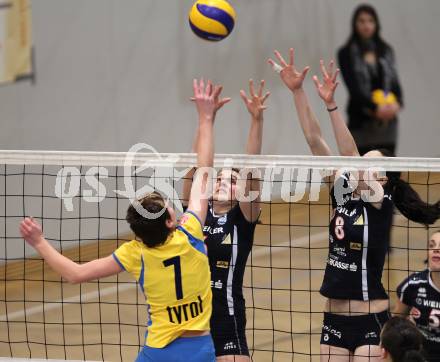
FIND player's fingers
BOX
[20,222,31,231]
[320,60,329,79]
[328,60,334,77]
[258,80,265,97]
[20,223,31,236]
[240,90,248,104]
[249,79,256,98]
[332,82,340,91]
[206,80,213,97]
[268,59,283,74]
[312,75,321,89]
[193,79,199,97]
[289,48,294,66]
[302,66,311,79]
[200,78,205,94]
[274,50,288,67]
[19,221,26,232]
[332,69,340,83]
[212,85,221,99]
[219,98,232,107]
[262,92,270,104]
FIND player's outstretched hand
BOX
[20,217,44,248]
[268,48,310,92]
[191,78,231,121]
[240,79,270,122]
[312,60,340,106]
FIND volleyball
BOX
[189,0,236,41]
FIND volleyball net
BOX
[1,150,439,361]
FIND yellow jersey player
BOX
[19,78,231,362]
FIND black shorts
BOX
[320,310,390,352]
[211,317,249,357]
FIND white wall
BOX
[0,0,439,156]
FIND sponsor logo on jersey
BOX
[350,242,362,251]
[328,257,358,272]
[203,226,224,235]
[334,247,346,257]
[224,341,237,351]
[322,324,342,339]
[217,214,227,225]
[221,234,232,245]
[417,287,427,298]
[365,332,378,339]
[353,215,364,225]
[211,280,223,290]
[216,260,229,268]
[426,334,440,343]
[336,206,357,218]
[166,295,204,324]
[422,299,440,309]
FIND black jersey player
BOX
[269,48,440,361]
[183,79,269,361]
[395,231,440,362]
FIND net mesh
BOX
[1,151,439,361]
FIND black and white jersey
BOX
[397,270,440,346]
[203,202,258,323]
[320,174,394,301]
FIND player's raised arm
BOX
[182,79,230,209]
[238,79,269,222]
[269,48,332,157]
[313,60,360,157]
[19,217,122,284]
[187,78,230,225]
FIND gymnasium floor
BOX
[1,172,439,361]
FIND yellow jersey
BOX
[112,211,212,348]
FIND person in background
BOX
[395,231,440,362]
[338,4,403,156]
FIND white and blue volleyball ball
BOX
[189,0,236,41]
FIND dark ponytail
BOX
[387,172,440,225]
[381,317,426,362]
[377,149,440,225]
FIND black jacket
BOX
[338,41,403,148]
